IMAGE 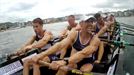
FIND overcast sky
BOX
[0,0,133,23]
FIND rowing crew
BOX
[10,13,115,75]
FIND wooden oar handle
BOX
[38,60,50,67]
[38,60,93,75]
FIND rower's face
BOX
[98,16,104,23]
[32,23,43,33]
[86,22,94,32]
[80,21,93,32]
[108,15,114,21]
[68,17,75,26]
[98,16,105,28]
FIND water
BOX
[116,16,134,26]
[116,16,134,75]
[0,16,134,74]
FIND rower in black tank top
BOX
[35,30,59,62]
[72,32,93,51]
[72,32,95,69]
[35,30,52,50]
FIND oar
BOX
[6,48,39,60]
[119,22,134,29]
[122,32,134,36]
[101,39,134,46]
[38,60,93,75]
[119,30,134,36]
[119,22,134,27]
[123,27,134,32]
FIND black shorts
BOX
[48,54,60,62]
[77,57,95,69]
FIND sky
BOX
[0,0,134,23]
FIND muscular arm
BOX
[68,36,100,64]
[38,29,77,59]
[59,29,68,38]
[32,32,53,48]
[17,35,35,51]
[97,41,104,62]
[60,47,68,59]
[97,21,114,37]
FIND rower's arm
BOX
[59,29,68,38]
[97,21,114,37]
[68,36,100,64]
[97,41,104,62]
[60,47,68,59]
[13,35,36,55]
[18,35,36,51]
[38,29,77,59]
[24,35,36,46]
[31,32,53,48]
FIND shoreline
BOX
[1,16,134,33]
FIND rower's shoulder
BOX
[45,31,53,35]
[67,25,72,30]
[67,28,77,40]
[70,28,77,34]
[32,35,36,38]
[75,24,81,31]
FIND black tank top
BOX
[35,30,52,50]
[72,32,94,51]
[35,30,46,41]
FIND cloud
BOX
[0,0,38,22]
[0,0,133,23]
[7,2,36,12]
[93,0,134,9]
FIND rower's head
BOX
[79,17,94,32]
[67,15,76,27]
[32,18,43,34]
[94,13,104,25]
[108,14,115,21]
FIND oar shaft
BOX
[38,60,50,67]
[123,27,134,32]
[124,33,134,36]
[101,39,134,46]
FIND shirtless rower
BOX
[60,15,81,38]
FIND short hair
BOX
[68,15,75,18]
[85,17,96,23]
[94,13,101,20]
[32,18,43,25]
[110,14,114,17]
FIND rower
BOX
[59,15,81,59]
[59,15,81,39]
[30,16,114,75]
[94,13,112,63]
[10,18,54,75]
[11,18,53,56]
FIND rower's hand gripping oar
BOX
[38,60,93,75]
[6,51,25,60]
[38,60,50,67]
[6,48,32,60]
